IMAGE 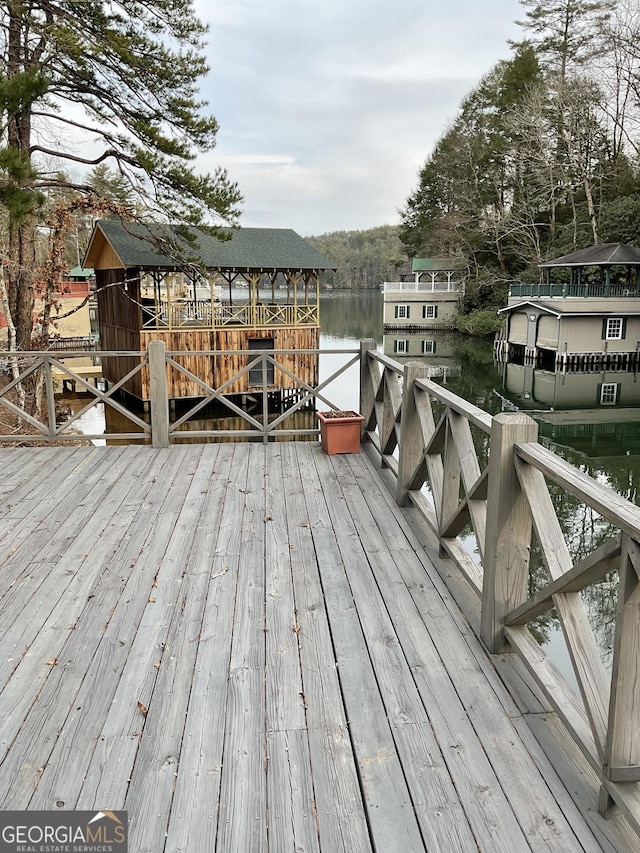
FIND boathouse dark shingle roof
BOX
[540,243,640,267]
[85,220,337,272]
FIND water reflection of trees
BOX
[319,291,383,342]
[527,479,619,661]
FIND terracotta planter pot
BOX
[317,410,365,455]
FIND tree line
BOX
[305,226,408,289]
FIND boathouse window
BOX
[599,382,619,405]
[421,340,436,354]
[393,339,409,354]
[394,305,410,320]
[422,305,438,319]
[603,317,626,340]
[248,338,274,385]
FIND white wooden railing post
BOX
[359,338,377,426]
[481,413,538,653]
[148,339,170,448]
[396,361,429,506]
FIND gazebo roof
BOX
[84,220,337,273]
[539,243,640,268]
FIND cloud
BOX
[194,0,524,235]
[220,155,297,167]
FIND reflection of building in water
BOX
[382,258,465,331]
[383,332,461,382]
[499,361,640,453]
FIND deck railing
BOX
[382,280,464,294]
[0,340,358,444]
[358,337,640,832]
[2,338,640,828]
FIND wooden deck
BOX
[0,442,635,852]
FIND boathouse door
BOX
[248,337,275,386]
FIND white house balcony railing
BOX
[382,280,464,294]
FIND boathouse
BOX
[498,243,640,368]
[382,257,465,330]
[0,266,94,345]
[83,220,336,400]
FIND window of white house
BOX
[394,304,410,320]
[600,383,618,405]
[394,339,409,354]
[422,305,438,319]
[421,340,436,354]
[605,317,623,339]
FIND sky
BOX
[193,0,526,237]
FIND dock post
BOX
[148,340,170,448]
[481,413,538,653]
[396,361,429,506]
[359,338,377,432]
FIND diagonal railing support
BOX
[396,362,429,506]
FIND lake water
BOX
[321,289,640,501]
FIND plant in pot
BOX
[317,409,365,455]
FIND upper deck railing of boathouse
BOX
[509,281,640,299]
[2,339,640,833]
[140,299,319,330]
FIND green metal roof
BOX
[68,266,94,278]
[86,220,337,272]
[412,258,464,272]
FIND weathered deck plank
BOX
[0,446,162,806]
[121,445,227,852]
[264,445,321,853]
[164,446,239,853]
[317,450,528,852]
[306,448,438,850]
[215,444,268,853]
[0,443,635,852]
[76,446,210,813]
[284,443,372,852]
